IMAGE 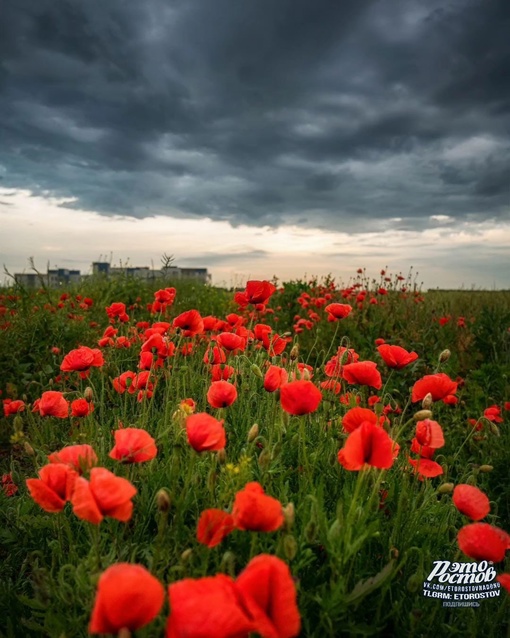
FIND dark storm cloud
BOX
[1,0,509,231]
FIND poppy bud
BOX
[413,409,433,421]
[250,364,263,378]
[283,502,295,530]
[258,448,272,470]
[247,423,259,443]
[216,448,227,464]
[23,441,35,456]
[390,547,399,560]
[181,548,193,563]
[421,393,433,409]
[439,349,451,363]
[283,534,298,560]
[437,482,454,494]
[479,464,493,473]
[156,488,171,513]
[407,573,422,593]
[84,386,94,402]
[301,367,311,381]
[304,520,317,543]
[488,422,500,436]
[13,415,23,431]
[290,344,299,361]
[220,550,236,577]
[374,402,384,416]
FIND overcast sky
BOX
[1,0,509,288]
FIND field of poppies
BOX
[0,268,509,637]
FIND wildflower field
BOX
[0,269,509,637]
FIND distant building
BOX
[15,268,82,288]
[14,261,211,288]
[92,262,211,284]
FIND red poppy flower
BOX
[237,280,277,306]
[109,427,158,463]
[60,346,104,377]
[2,399,25,417]
[71,398,94,417]
[264,365,288,392]
[232,482,284,532]
[497,574,510,593]
[173,309,204,337]
[166,574,253,638]
[409,439,436,459]
[411,373,458,403]
[112,371,137,394]
[236,554,301,638]
[342,361,383,390]
[2,473,18,497]
[338,421,397,471]
[414,419,445,449]
[48,444,97,474]
[207,380,238,408]
[409,458,443,479]
[280,380,322,416]
[204,345,227,365]
[32,391,69,418]
[320,380,341,394]
[452,484,490,521]
[197,509,235,548]
[211,364,236,381]
[262,332,290,357]
[105,302,129,323]
[484,405,503,423]
[457,523,510,562]
[341,407,378,433]
[89,563,165,634]
[324,303,352,321]
[71,467,137,524]
[216,332,246,352]
[376,344,418,369]
[186,413,226,452]
[26,463,78,513]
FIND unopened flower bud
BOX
[304,520,317,543]
[301,368,311,381]
[156,489,171,512]
[84,386,94,402]
[247,423,259,443]
[439,349,451,363]
[220,551,236,576]
[421,393,433,409]
[390,547,399,560]
[413,409,433,421]
[13,415,23,431]
[23,441,35,456]
[258,448,272,470]
[407,573,422,593]
[283,535,298,560]
[181,548,193,563]
[250,364,263,378]
[217,448,227,464]
[290,344,299,361]
[437,482,454,494]
[488,422,500,437]
[283,502,295,530]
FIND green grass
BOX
[0,273,509,637]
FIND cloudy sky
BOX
[1,0,509,288]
